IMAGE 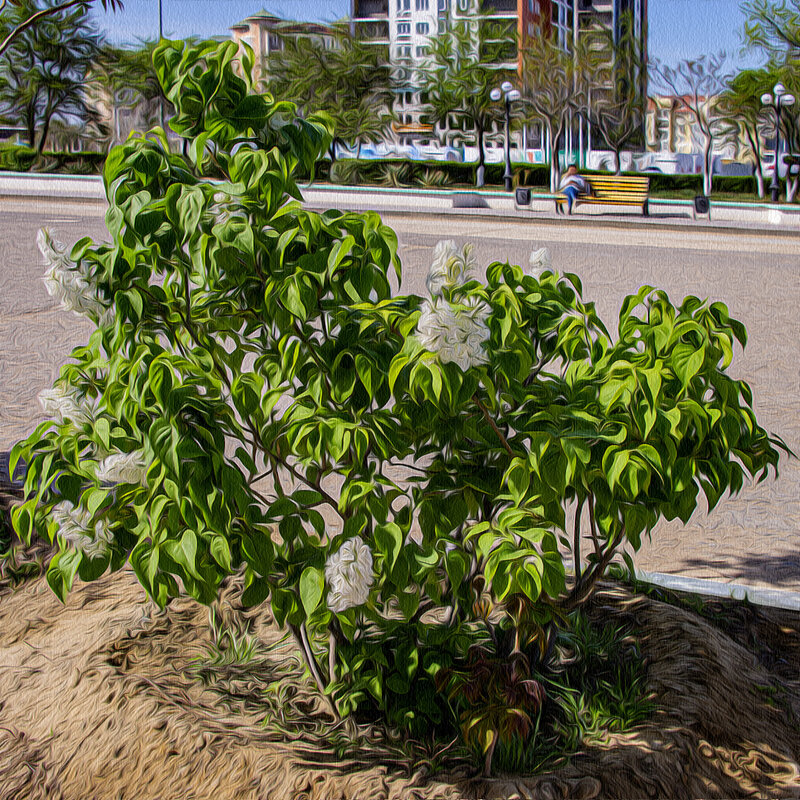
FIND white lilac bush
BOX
[12,39,787,768]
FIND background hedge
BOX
[0,146,767,198]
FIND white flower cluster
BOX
[95,450,150,486]
[38,385,95,425]
[325,537,374,613]
[426,239,478,296]
[416,240,491,372]
[38,228,114,326]
[417,296,491,372]
[51,500,114,559]
[529,247,552,277]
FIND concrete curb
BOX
[0,171,105,200]
[3,171,800,233]
[632,568,800,612]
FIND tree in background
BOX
[0,0,121,58]
[418,18,514,188]
[0,0,103,153]
[268,22,394,162]
[742,0,800,60]
[741,0,800,201]
[584,12,647,175]
[519,33,585,191]
[651,54,729,196]
[718,68,774,198]
[89,42,173,148]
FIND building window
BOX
[457,0,469,11]
[438,0,447,8]
[415,0,429,9]
[416,21,429,34]
[416,44,429,57]
[397,21,411,34]
[397,45,412,58]
[397,0,410,10]
[438,17,447,32]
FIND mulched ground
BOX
[0,536,799,800]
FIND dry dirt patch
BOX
[0,561,799,800]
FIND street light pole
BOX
[490,82,520,193]
[503,94,512,191]
[773,101,783,203]
[761,83,796,203]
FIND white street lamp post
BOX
[761,83,796,203]
[491,82,521,192]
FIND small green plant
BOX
[415,167,453,189]
[490,611,655,774]
[440,646,546,776]
[196,605,263,667]
[329,158,363,185]
[376,161,413,187]
[546,612,655,747]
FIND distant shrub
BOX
[0,147,105,174]
[0,145,37,171]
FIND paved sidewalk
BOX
[3,171,800,234]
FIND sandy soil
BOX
[0,540,799,800]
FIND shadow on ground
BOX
[677,551,800,587]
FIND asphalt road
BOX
[2,195,799,591]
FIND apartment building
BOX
[230,11,337,86]
[351,0,646,158]
[350,0,535,147]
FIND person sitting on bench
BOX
[557,165,591,215]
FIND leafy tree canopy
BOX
[0,0,104,152]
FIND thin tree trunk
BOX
[755,169,765,199]
[476,123,485,188]
[288,621,339,720]
[744,125,765,199]
[37,114,52,155]
[551,125,565,191]
[787,175,799,203]
[547,123,557,191]
[703,136,713,196]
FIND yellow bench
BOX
[555,175,650,216]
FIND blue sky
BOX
[91,0,766,71]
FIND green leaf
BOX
[46,549,81,603]
[604,449,630,491]
[210,536,232,571]
[84,488,109,517]
[672,344,705,389]
[180,530,201,580]
[327,235,356,275]
[375,522,403,572]
[95,418,111,450]
[300,566,324,616]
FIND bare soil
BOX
[1,542,799,800]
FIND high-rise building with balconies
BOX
[350,0,647,157]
